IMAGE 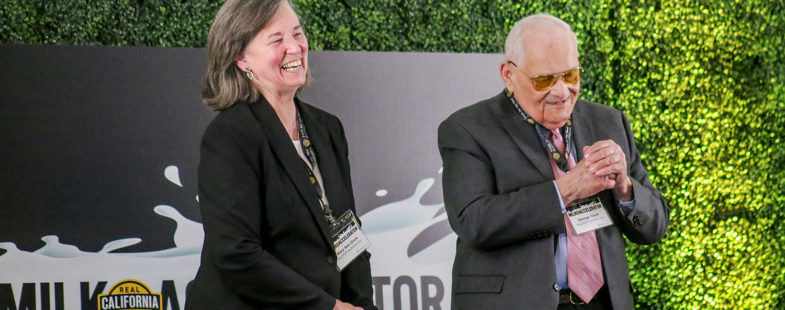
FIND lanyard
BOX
[295,108,336,225]
[507,94,573,172]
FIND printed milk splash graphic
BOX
[0,165,456,309]
[361,168,456,310]
[0,165,203,309]
[361,167,456,265]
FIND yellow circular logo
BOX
[98,279,162,310]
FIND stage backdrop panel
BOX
[0,44,502,310]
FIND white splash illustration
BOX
[362,178,444,235]
[99,238,143,253]
[33,235,86,258]
[0,166,457,310]
[360,171,456,310]
[154,205,203,249]
[164,165,182,187]
[0,166,202,309]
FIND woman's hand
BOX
[334,300,363,310]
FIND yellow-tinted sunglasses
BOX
[508,61,583,91]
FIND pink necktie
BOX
[549,128,604,303]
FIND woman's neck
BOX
[264,91,299,140]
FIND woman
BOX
[184,1,376,309]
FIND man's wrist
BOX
[555,178,576,206]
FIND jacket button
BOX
[327,255,335,265]
[553,283,561,291]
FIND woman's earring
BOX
[505,87,513,97]
[244,66,255,80]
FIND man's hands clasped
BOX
[556,140,633,205]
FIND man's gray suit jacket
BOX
[438,92,670,309]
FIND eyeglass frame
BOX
[507,60,583,91]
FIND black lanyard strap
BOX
[507,94,573,172]
[295,108,336,225]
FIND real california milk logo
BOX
[98,279,162,310]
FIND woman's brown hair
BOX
[202,0,293,110]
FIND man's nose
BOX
[549,78,570,97]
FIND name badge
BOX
[330,210,370,271]
[565,196,613,235]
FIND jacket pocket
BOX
[453,275,505,294]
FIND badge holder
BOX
[565,196,613,234]
[330,210,370,271]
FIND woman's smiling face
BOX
[238,4,308,97]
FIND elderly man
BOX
[438,14,669,309]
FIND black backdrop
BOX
[0,45,502,253]
[0,44,502,309]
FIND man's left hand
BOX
[582,140,633,201]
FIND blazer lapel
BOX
[493,92,554,179]
[571,101,593,162]
[247,99,333,247]
[297,102,350,217]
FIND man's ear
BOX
[500,61,515,92]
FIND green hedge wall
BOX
[3,0,784,308]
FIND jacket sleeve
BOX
[438,116,567,251]
[331,117,377,310]
[198,112,336,309]
[611,112,670,244]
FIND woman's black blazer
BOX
[185,97,375,310]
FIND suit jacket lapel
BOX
[297,101,349,217]
[247,99,333,247]
[493,92,554,179]
[571,101,593,162]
